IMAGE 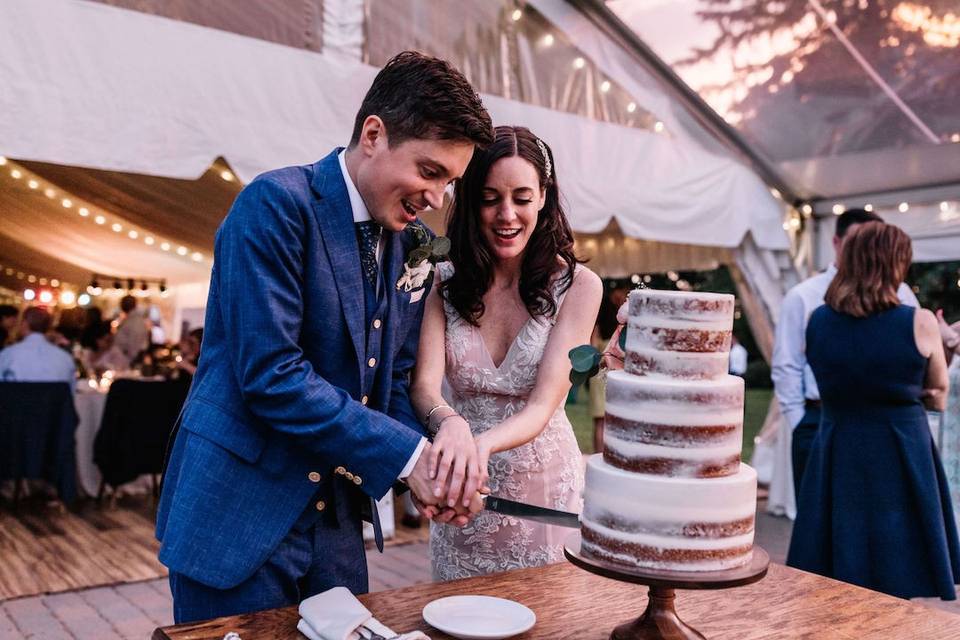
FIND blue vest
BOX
[293,241,391,534]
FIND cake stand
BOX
[564,533,769,640]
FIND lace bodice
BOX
[429,262,585,580]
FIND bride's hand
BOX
[430,415,483,509]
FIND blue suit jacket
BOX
[156,149,430,589]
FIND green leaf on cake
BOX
[618,324,628,351]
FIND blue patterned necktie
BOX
[355,220,382,288]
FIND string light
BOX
[27,179,38,189]
[0,156,6,165]
[50,279,59,287]
[600,80,611,93]
[160,242,171,251]
[898,202,910,212]
[61,198,72,208]
[78,207,89,217]
[111,222,123,232]
[60,290,76,305]
[128,230,139,239]
[511,8,522,21]
[38,290,53,304]
[43,188,55,198]
[542,34,554,47]
[573,57,585,70]
[176,246,188,256]
[78,293,91,306]
[219,170,235,182]
[191,252,203,262]
[864,204,874,212]
[654,121,665,133]
[144,236,155,246]
[627,102,637,113]
[94,215,106,225]
[10,169,22,179]
[832,204,845,215]
[801,204,813,215]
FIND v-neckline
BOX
[476,316,535,370]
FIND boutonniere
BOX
[396,225,450,292]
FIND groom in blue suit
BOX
[156,52,494,623]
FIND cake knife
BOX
[481,495,580,528]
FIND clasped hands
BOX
[406,414,491,527]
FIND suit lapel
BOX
[310,149,365,376]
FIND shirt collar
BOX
[338,150,371,224]
[22,333,47,345]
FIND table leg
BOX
[610,587,706,640]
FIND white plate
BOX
[422,595,536,640]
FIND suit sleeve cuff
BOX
[398,437,428,480]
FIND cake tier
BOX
[625,289,734,380]
[604,370,744,478]
[581,455,757,572]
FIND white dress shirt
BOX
[113,309,149,364]
[771,264,919,428]
[337,151,426,479]
[0,333,77,392]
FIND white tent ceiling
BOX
[0,0,789,293]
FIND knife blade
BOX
[482,495,581,528]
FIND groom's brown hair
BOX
[348,51,493,149]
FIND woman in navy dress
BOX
[786,221,959,600]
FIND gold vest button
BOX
[352,475,362,485]
[335,466,346,475]
[345,471,355,481]
[307,471,321,483]
[315,500,326,512]
[373,319,382,329]
[367,357,377,368]
[361,395,369,405]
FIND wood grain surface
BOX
[153,561,960,640]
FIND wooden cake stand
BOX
[564,533,769,640]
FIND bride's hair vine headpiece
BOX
[535,138,552,182]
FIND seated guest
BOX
[0,304,17,349]
[82,321,129,376]
[786,222,959,600]
[0,306,76,391]
[175,327,203,380]
[113,295,149,365]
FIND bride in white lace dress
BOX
[411,126,602,580]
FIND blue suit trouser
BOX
[169,513,368,624]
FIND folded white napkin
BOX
[297,587,429,640]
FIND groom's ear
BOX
[358,115,388,157]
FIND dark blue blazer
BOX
[156,149,429,589]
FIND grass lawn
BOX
[566,386,773,463]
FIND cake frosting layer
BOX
[604,370,744,477]
[581,456,757,571]
[624,289,734,379]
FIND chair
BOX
[93,378,190,497]
[0,382,79,507]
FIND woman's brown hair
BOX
[442,125,583,325]
[824,221,912,318]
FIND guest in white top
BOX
[113,295,149,365]
[0,306,76,392]
[772,209,918,500]
[728,335,748,376]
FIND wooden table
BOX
[153,562,960,640]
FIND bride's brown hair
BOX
[441,125,583,326]
[825,221,912,318]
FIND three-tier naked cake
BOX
[581,289,757,572]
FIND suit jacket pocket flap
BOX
[180,397,266,464]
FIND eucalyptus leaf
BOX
[569,369,589,388]
[408,247,431,266]
[430,236,451,257]
[569,345,600,373]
